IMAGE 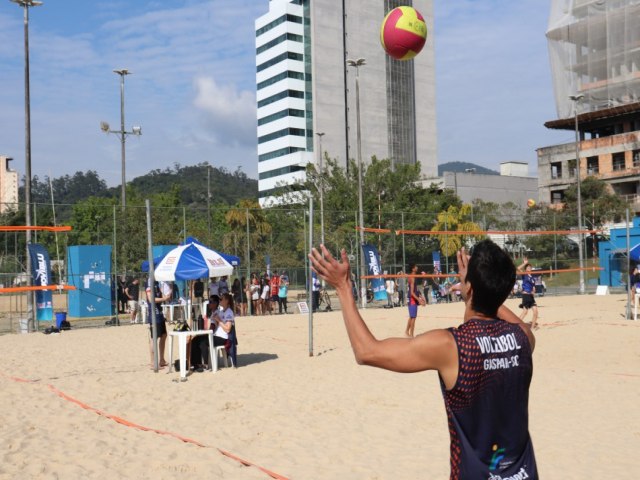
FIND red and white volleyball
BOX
[527,199,536,208]
[380,6,428,61]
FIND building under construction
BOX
[537,0,640,211]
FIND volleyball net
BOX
[356,225,605,283]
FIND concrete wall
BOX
[537,131,640,207]
[440,172,538,209]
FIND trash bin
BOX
[55,312,67,329]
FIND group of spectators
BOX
[117,271,294,323]
[117,271,295,370]
[247,271,289,315]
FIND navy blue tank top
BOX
[440,318,537,480]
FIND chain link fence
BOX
[0,201,629,333]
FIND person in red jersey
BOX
[309,239,537,479]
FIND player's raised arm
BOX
[309,245,455,374]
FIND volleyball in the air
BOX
[527,199,536,208]
[380,6,428,61]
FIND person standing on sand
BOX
[517,257,539,330]
[146,280,172,369]
[309,240,538,479]
[405,263,425,337]
[125,277,140,324]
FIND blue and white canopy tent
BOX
[141,238,241,273]
[148,237,235,327]
[154,242,233,282]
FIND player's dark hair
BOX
[466,239,515,317]
[221,292,234,312]
[207,295,220,317]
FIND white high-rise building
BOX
[255,0,437,205]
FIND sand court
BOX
[0,293,638,479]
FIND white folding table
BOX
[167,329,218,381]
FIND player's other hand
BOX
[309,245,351,291]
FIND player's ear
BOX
[461,281,472,303]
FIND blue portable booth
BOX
[67,245,113,318]
[599,217,640,287]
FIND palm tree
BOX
[223,199,272,256]
[432,204,483,257]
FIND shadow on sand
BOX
[235,352,278,368]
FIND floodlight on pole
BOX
[100,68,141,211]
[346,57,367,308]
[569,93,585,295]
[10,0,43,332]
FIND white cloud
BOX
[193,76,256,149]
[0,0,264,186]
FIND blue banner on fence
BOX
[28,243,54,321]
[433,251,441,272]
[361,244,388,301]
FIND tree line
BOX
[0,158,628,278]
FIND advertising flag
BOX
[433,251,441,272]
[28,243,54,321]
[361,243,388,301]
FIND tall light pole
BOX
[207,164,211,244]
[11,0,42,332]
[570,93,585,294]
[347,58,366,307]
[101,69,141,211]
[316,132,325,247]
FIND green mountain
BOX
[127,163,257,206]
[438,162,499,176]
[27,163,258,209]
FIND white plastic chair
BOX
[214,345,231,368]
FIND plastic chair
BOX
[214,345,230,369]
[214,324,238,369]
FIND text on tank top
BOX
[439,318,537,480]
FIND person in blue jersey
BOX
[309,240,537,479]
[517,257,539,330]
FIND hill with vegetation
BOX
[27,163,258,210]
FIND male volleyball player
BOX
[309,240,537,479]
[517,257,539,330]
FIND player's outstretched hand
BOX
[309,245,351,291]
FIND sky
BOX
[0,0,570,188]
